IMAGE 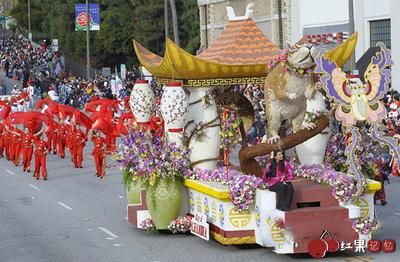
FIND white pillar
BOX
[391,0,400,91]
[353,0,366,62]
[185,87,220,170]
[290,0,301,44]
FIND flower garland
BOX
[304,110,328,124]
[220,109,242,150]
[184,167,266,211]
[352,217,379,235]
[168,216,192,234]
[294,164,357,203]
[202,89,217,108]
[267,49,315,77]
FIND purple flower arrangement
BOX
[294,164,357,203]
[324,125,382,177]
[352,217,379,235]
[185,167,266,212]
[168,216,192,234]
[228,174,265,212]
[115,129,192,189]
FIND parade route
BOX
[0,144,398,262]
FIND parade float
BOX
[117,3,397,257]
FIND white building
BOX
[196,0,399,90]
[291,0,399,91]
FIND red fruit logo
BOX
[326,239,340,252]
[308,239,328,258]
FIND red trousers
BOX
[106,136,116,152]
[52,133,58,153]
[58,137,66,158]
[12,142,21,165]
[46,133,53,152]
[22,147,33,171]
[5,138,11,160]
[93,152,105,177]
[0,137,4,157]
[73,143,85,168]
[67,136,74,158]
[34,153,47,179]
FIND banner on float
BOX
[75,4,100,31]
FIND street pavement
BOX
[0,143,399,262]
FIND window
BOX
[370,19,391,48]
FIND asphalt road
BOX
[0,143,399,262]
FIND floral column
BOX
[185,87,220,170]
[160,82,188,147]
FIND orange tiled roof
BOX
[198,19,280,65]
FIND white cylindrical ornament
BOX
[296,91,330,165]
[186,87,220,170]
[160,81,188,146]
[129,80,155,124]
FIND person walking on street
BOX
[34,132,48,180]
[72,123,87,168]
[91,129,107,178]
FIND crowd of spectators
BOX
[0,33,60,84]
[383,90,400,136]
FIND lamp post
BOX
[164,0,168,40]
[28,0,32,40]
[348,0,356,70]
[86,0,90,79]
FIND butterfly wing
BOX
[364,42,392,102]
[315,51,351,105]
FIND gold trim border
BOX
[184,179,230,201]
[157,77,266,87]
[211,232,256,245]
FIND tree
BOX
[9,0,200,68]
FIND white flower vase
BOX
[186,87,220,170]
[296,91,330,165]
[129,80,155,123]
[160,82,188,147]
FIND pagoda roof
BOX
[133,18,280,82]
[198,19,280,65]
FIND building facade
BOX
[291,0,399,90]
[197,0,399,91]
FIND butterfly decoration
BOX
[315,42,391,126]
[316,42,399,196]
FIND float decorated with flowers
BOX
[114,3,397,257]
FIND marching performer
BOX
[10,124,22,166]
[72,123,87,168]
[0,122,4,158]
[4,127,12,160]
[91,129,107,178]
[34,132,49,180]
[51,123,59,155]
[8,127,35,172]
[58,120,67,158]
